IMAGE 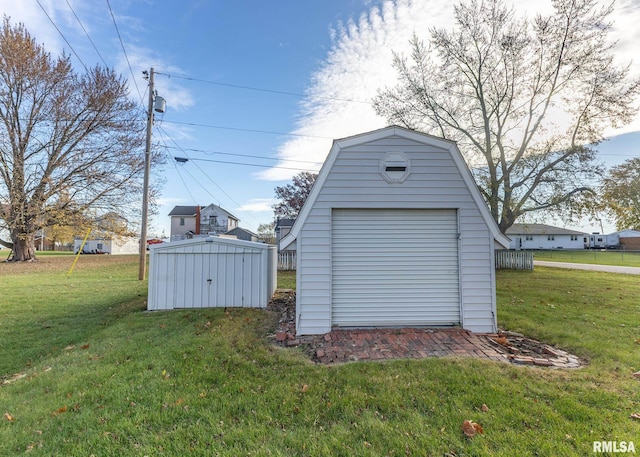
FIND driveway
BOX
[534,261,640,275]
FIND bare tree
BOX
[257,221,276,244]
[374,0,639,233]
[0,19,147,261]
[273,171,317,219]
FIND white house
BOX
[169,204,240,241]
[280,126,510,335]
[506,224,587,250]
[74,236,139,255]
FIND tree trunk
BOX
[10,231,37,261]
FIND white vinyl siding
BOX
[295,129,500,335]
[148,238,277,311]
[331,209,460,327]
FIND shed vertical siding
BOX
[148,238,276,310]
[296,134,497,334]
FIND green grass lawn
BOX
[1,256,639,456]
[534,249,640,267]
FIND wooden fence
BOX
[278,251,296,271]
[495,250,534,270]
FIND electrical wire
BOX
[181,156,317,172]
[156,125,266,227]
[161,119,332,139]
[64,0,108,68]
[155,71,372,105]
[161,145,324,166]
[35,0,88,72]
[106,0,145,106]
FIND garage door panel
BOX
[331,209,460,328]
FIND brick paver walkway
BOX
[315,328,506,364]
[269,290,582,368]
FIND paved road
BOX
[534,261,640,275]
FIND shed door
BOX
[331,209,460,327]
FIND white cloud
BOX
[0,1,194,112]
[262,0,640,181]
[235,198,276,213]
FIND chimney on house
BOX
[195,205,201,235]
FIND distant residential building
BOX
[275,218,295,252]
[169,204,240,241]
[506,223,587,250]
[225,227,261,243]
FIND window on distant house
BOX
[209,216,217,226]
[525,235,533,241]
[180,217,185,226]
[547,235,555,241]
[571,235,578,241]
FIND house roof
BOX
[225,227,259,238]
[200,203,240,222]
[506,223,586,236]
[275,218,295,229]
[280,125,510,250]
[609,229,640,237]
[168,204,240,222]
[168,205,199,217]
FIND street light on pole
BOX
[139,67,165,280]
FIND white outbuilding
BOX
[147,237,277,311]
[280,126,510,335]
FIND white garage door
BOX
[331,209,460,327]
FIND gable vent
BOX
[380,152,410,183]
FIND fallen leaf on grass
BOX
[64,345,75,351]
[481,404,489,412]
[301,384,309,393]
[52,406,67,417]
[462,420,484,438]
[4,412,15,421]
[631,413,640,421]
[80,344,90,350]
[633,371,640,379]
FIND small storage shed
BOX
[147,237,277,311]
[280,126,510,335]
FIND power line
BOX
[161,145,324,165]
[36,0,88,72]
[155,71,372,105]
[64,0,108,68]
[162,119,333,139]
[106,0,144,106]
[156,125,266,226]
[179,156,318,172]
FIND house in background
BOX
[275,218,295,253]
[506,224,587,250]
[605,229,640,249]
[74,236,139,255]
[169,204,240,241]
[281,126,510,335]
[225,227,261,242]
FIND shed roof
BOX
[149,236,269,252]
[280,125,510,249]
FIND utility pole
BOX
[138,68,155,280]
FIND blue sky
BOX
[3,0,640,236]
